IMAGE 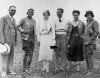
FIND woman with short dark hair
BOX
[67,10,85,72]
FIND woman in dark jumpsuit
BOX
[67,10,85,72]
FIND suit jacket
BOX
[67,20,85,40]
[0,15,17,46]
[83,19,99,45]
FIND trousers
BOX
[22,40,34,70]
[55,34,68,69]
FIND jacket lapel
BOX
[5,15,14,28]
[78,20,83,35]
[78,20,82,29]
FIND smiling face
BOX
[57,9,63,18]
[43,11,49,19]
[9,6,16,17]
[73,12,80,20]
[86,14,93,21]
[27,9,34,18]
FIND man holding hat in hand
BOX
[0,6,17,76]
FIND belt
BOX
[56,29,66,32]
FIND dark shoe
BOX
[23,68,28,72]
[7,70,16,75]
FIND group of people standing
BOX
[0,5,99,77]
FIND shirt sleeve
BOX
[91,20,99,40]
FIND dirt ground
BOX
[0,35,100,78]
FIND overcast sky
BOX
[0,0,100,25]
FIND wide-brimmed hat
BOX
[85,10,94,17]
[0,43,10,54]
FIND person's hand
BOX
[89,29,93,33]
[68,45,70,48]
[20,29,25,33]
[0,41,4,45]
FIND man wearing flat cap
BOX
[83,10,99,75]
[0,6,17,76]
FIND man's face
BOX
[73,12,79,20]
[57,10,63,18]
[9,7,16,17]
[28,10,34,17]
[86,14,93,21]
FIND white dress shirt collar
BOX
[8,14,14,22]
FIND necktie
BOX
[59,18,62,22]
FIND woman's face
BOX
[44,11,49,19]
[86,14,93,20]
[73,12,79,20]
[27,10,34,17]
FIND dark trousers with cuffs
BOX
[22,40,34,71]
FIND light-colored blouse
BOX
[37,19,55,42]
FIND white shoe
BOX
[42,67,46,71]
[76,66,80,72]
[9,70,16,74]
[1,72,6,77]
[28,69,32,72]
[46,68,49,72]
[86,72,92,75]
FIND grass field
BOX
[0,34,100,78]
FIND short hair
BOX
[57,8,64,13]
[43,10,50,16]
[72,10,80,15]
[27,8,34,14]
[85,10,94,17]
[9,6,16,10]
